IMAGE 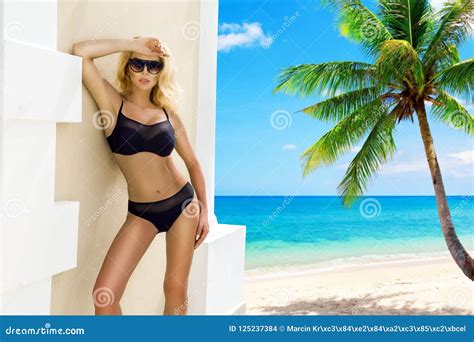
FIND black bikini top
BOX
[106,99,176,157]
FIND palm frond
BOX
[432,58,474,103]
[422,0,474,69]
[430,90,474,134]
[377,39,424,86]
[297,87,390,122]
[436,44,461,71]
[337,110,397,206]
[379,0,432,51]
[300,98,387,176]
[273,62,376,98]
[322,0,393,56]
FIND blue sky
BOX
[215,0,473,196]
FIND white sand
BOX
[244,255,474,315]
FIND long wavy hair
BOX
[115,39,182,111]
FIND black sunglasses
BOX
[127,58,164,74]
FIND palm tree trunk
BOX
[415,100,474,280]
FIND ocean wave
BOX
[244,250,472,281]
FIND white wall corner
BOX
[188,223,247,314]
[0,0,81,314]
[190,0,247,315]
[195,0,219,227]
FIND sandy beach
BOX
[245,254,474,315]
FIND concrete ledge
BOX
[188,223,247,314]
[1,201,79,293]
[0,277,52,315]
[4,39,82,122]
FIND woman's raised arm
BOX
[72,39,136,116]
[72,38,132,59]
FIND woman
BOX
[72,36,210,315]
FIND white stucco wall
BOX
[1,0,246,315]
[0,0,81,314]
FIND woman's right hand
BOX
[130,36,170,57]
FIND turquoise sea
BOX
[215,196,474,275]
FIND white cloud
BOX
[430,0,457,11]
[282,144,297,150]
[380,150,473,178]
[430,0,446,11]
[336,150,473,179]
[380,160,428,174]
[218,22,272,52]
[447,150,473,165]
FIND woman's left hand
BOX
[194,211,209,249]
[131,36,169,57]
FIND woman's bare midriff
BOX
[112,152,188,202]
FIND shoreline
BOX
[244,252,474,315]
[245,250,461,281]
[244,236,474,279]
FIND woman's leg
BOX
[93,213,158,315]
[163,196,200,315]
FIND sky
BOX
[215,0,473,196]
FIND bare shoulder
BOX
[81,56,122,115]
[102,79,123,114]
[165,105,185,126]
[165,105,178,118]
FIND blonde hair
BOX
[115,40,182,111]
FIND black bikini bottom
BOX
[128,181,195,234]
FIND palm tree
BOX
[273,0,474,280]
